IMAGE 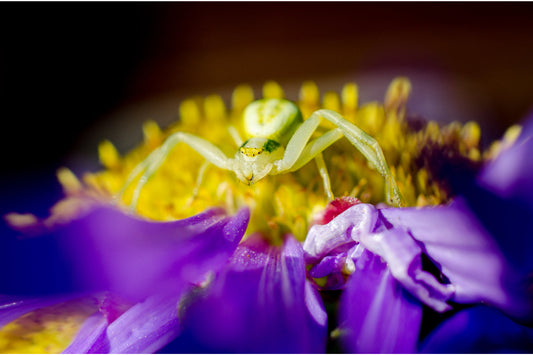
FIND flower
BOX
[2,78,529,353]
[303,114,533,352]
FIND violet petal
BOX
[359,225,455,312]
[1,206,249,301]
[170,234,328,353]
[420,306,533,353]
[65,291,182,354]
[63,312,108,354]
[309,252,347,279]
[309,203,453,311]
[381,199,531,320]
[340,249,422,353]
[479,111,533,206]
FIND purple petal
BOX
[171,234,328,353]
[381,199,532,320]
[307,204,454,311]
[308,251,350,290]
[480,110,533,206]
[309,252,348,279]
[65,291,182,354]
[360,224,455,312]
[2,206,249,300]
[339,249,422,353]
[63,312,108,354]
[420,305,533,353]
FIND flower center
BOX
[62,79,488,243]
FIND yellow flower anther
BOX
[416,168,428,193]
[204,95,227,122]
[143,120,162,147]
[357,103,385,135]
[179,99,201,126]
[503,124,522,146]
[263,81,285,99]
[461,121,481,148]
[231,84,254,112]
[385,77,412,114]
[323,91,341,112]
[425,121,440,141]
[299,81,320,106]
[57,167,82,194]
[342,82,359,111]
[3,212,39,230]
[98,140,121,169]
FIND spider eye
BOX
[240,147,263,158]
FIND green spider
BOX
[120,98,404,208]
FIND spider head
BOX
[234,137,284,185]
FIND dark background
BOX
[1,2,533,217]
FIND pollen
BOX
[47,78,509,243]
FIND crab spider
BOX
[119,98,404,208]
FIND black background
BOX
[2,2,533,217]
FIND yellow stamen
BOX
[323,91,341,112]
[204,95,226,122]
[57,167,82,194]
[299,81,320,117]
[503,124,522,145]
[231,84,254,112]
[98,140,120,169]
[179,99,201,126]
[342,82,359,112]
[143,120,162,148]
[385,77,411,115]
[263,81,285,99]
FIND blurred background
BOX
[1,2,533,217]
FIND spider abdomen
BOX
[243,98,303,144]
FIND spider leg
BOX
[187,160,211,205]
[273,110,404,207]
[118,132,231,210]
[314,152,334,201]
[311,109,404,206]
[228,125,244,147]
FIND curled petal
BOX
[304,203,378,263]
[359,226,455,312]
[1,206,249,300]
[170,234,328,353]
[420,305,533,353]
[381,199,531,320]
[340,250,422,353]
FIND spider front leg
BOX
[273,110,404,207]
[118,132,231,210]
